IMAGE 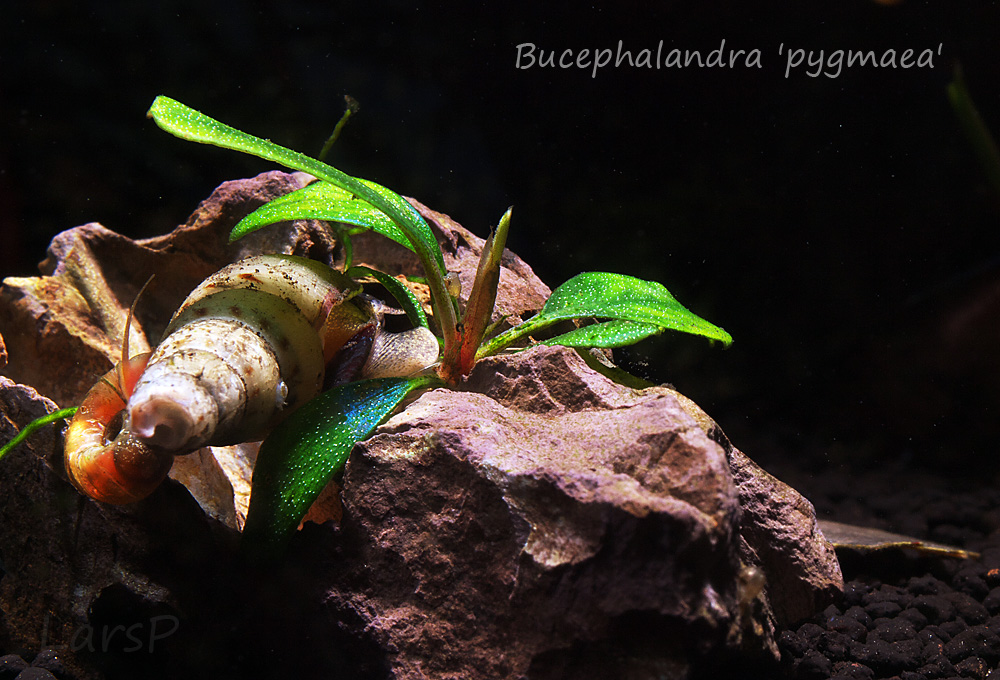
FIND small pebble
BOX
[953,569,990,600]
[28,650,67,677]
[13,669,57,680]
[843,605,872,629]
[898,607,929,629]
[796,650,832,679]
[954,655,990,679]
[908,575,946,596]
[842,581,874,607]
[863,584,911,608]
[869,617,916,643]
[916,654,956,678]
[0,656,28,680]
[951,592,989,624]
[939,618,968,638]
[828,615,868,641]
[819,630,852,661]
[943,628,1000,664]
[797,622,826,641]
[982,587,1000,614]
[865,600,902,619]
[779,629,810,658]
[830,660,875,679]
[911,595,957,625]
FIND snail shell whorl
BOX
[64,352,175,505]
[65,254,440,505]
[126,255,352,453]
[363,326,440,379]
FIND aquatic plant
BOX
[1,97,731,557]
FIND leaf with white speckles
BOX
[241,375,438,558]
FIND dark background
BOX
[3,1,999,478]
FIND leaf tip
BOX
[146,95,169,119]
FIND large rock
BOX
[0,172,841,678]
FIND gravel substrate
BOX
[771,462,1000,680]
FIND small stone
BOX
[911,595,957,625]
[865,600,902,619]
[908,575,946,596]
[0,655,28,680]
[828,615,868,641]
[822,603,843,619]
[952,569,989,600]
[796,650,832,679]
[921,624,953,643]
[954,655,989,679]
[918,628,947,661]
[864,584,911,607]
[13,669,57,680]
[940,618,968,638]
[843,605,872,629]
[28,650,67,676]
[943,628,1000,664]
[916,654,956,678]
[951,592,989,624]
[852,639,924,675]
[843,581,873,607]
[870,617,916,643]
[982,587,1000,614]
[898,607,929,629]
[819,630,852,661]
[779,629,809,658]
[798,623,827,641]
[831,660,875,679]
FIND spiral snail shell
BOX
[64,254,439,504]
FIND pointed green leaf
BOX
[146,95,458,356]
[147,96,442,272]
[347,265,429,329]
[241,376,436,558]
[540,319,663,348]
[230,180,415,252]
[148,95,459,355]
[479,271,731,357]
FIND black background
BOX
[3,1,999,476]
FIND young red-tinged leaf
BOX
[442,207,511,381]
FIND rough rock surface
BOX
[0,172,842,678]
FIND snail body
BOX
[65,254,439,504]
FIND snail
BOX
[64,254,439,504]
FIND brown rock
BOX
[294,344,841,677]
[0,377,234,680]
[330,347,741,678]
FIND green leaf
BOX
[346,265,429,329]
[230,180,415,252]
[148,95,459,356]
[0,407,78,462]
[241,375,437,558]
[540,319,663,348]
[147,96,442,272]
[479,272,731,357]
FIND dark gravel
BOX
[0,650,68,680]
[770,462,1000,680]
